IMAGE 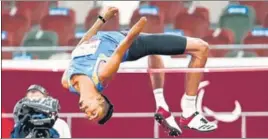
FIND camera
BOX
[12,86,61,138]
[32,128,50,138]
[28,113,56,138]
[14,101,58,138]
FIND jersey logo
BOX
[71,39,101,59]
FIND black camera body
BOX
[29,113,56,138]
[29,127,51,138]
[13,97,60,138]
[18,106,57,138]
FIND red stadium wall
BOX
[2,70,268,138]
[1,108,14,138]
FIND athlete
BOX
[61,7,217,136]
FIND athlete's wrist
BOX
[92,18,105,30]
[98,15,106,23]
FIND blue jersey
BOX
[66,31,128,94]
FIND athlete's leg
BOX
[179,38,217,132]
[126,34,217,132]
[181,37,208,117]
[148,55,182,136]
[148,56,167,110]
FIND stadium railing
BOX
[2,112,268,138]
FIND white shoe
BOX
[180,111,218,132]
[154,107,182,136]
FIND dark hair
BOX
[27,84,48,96]
[98,94,114,125]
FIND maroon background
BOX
[2,70,268,138]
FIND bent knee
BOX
[186,37,209,57]
[197,39,209,55]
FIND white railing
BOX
[2,112,268,138]
[2,44,268,52]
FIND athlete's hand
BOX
[100,6,119,21]
[125,17,147,41]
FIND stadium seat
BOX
[22,30,59,46]
[191,7,210,22]
[149,1,185,24]
[2,31,14,46]
[67,38,80,47]
[84,7,120,31]
[238,1,268,25]
[40,7,76,46]
[202,28,235,57]
[16,1,49,25]
[2,31,14,59]
[242,28,268,56]
[2,7,31,46]
[2,52,13,60]
[2,1,13,14]
[12,52,35,60]
[22,30,59,59]
[49,1,58,8]
[84,7,100,30]
[139,1,149,6]
[49,53,72,60]
[164,29,185,36]
[2,1,12,8]
[219,4,256,44]
[67,31,84,46]
[130,5,164,33]
[174,6,210,38]
[263,14,268,27]
[1,8,10,15]
[225,50,258,57]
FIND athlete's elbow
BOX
[61,78,69,89]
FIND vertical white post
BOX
[67,117,72,131]
[154,120,159,138]
[241,115,246,138]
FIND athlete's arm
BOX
[61,70,69,89]
[77,7,119,45]
[99,17,147,80]
[62,7,118,88]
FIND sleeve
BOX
[53,118,72,138]
[13,98,25,123]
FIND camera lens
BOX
[33,129,50,138]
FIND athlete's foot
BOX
[154,107,182,136]
[180,111,218,132]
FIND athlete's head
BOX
[98,94,114,125]
[80,94,113,124]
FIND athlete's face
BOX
[82,95,108,123]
